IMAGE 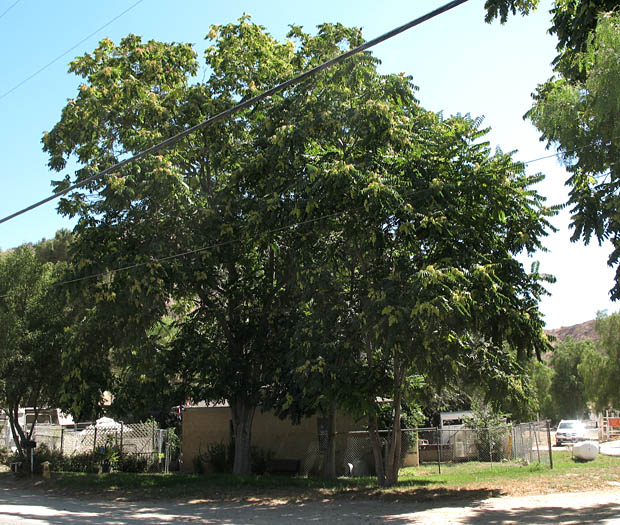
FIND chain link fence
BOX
[300,429,422,477]
[299,420,552,476]
[1,420,176,471]
[511,420,553,466]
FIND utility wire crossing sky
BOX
[0,0,616,328]
[0,0,468,225]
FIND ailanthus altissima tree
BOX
[44,17,554,483]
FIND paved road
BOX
[1,488,619,524]
[601,440,620,457]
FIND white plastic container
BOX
[573,440,599,461]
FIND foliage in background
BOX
[0,244,67,460]
[579,311,620,411]
[525,310,620,421]
[529,358,556,419]
[548,338,593,419]
[463,399,509,462]
[487,1,620,299]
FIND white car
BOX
[555,420,585,446]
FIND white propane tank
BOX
[573,441,598,461]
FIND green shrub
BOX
[205,442,234,473]
[118,453,148,473]
[192,452,205,474]
[251,445,274,475]
[0,446,9,465]
[464,399,509,462]
[62,451,100,473]
[33,444,65,473]
[200,442,274,474]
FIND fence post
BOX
[93,426,97,453]
[60,427,64,455]
[435,427,441,474]
[546,420,553,469]
[165,428,170,474]
[120,422,124,457]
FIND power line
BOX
[0,209,349,298]
[0,0,469,226]
[0,142,557,297]
[41,137,616,293]
[0,0,143,102]
[521,136,619,166]
[0,0,20,21]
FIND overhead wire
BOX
[0,0,144,102]
[1,128,615,297]
[0,0,613,296]
[0,0,469,226]
[0,0,20,21]
[1,141,559,298]
[520,135,620,166]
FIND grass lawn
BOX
[3,451,619,502]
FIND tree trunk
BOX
[385,388,403,486]
[367,410,386,486]
[230,399,255,476]
[8,403,27,459]
[323,402,337,479]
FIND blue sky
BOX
[0,0,615,327]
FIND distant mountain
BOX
[545,320,599,345]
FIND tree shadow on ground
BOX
[0,485,505,525]
[462,501,620,524]
[0,471,502,505]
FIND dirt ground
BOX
[0,486,619,524]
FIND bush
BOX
[4,444,66,474]
[2,442,158,474]
[193,452,205,474]
[204,441,234,473]
[33,444,65,473]
[200,442,275,474]
[62,451,100,473]
[251,445,274,475]
[117,453,148,473]
[464,399,509,462]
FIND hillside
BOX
[545,319,599,345]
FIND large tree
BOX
[44,18,554,482]
[44,23,300,475]
[240,24,555,485]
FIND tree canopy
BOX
[0,244,67,458]
[527,13,620,297]
[486,1,620,300]
[43,17,554,484]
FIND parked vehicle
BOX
[555,420,585,446]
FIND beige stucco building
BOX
[182,406,419,475]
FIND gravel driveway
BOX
[1,488,619,524]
